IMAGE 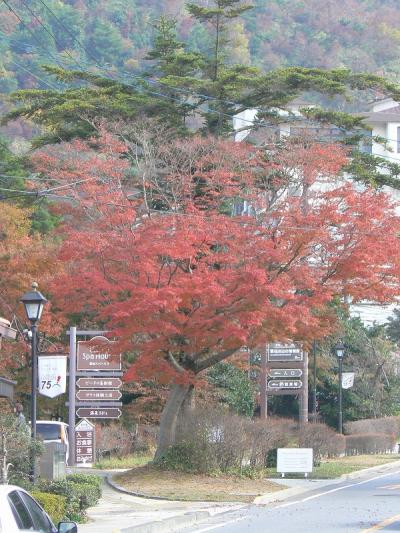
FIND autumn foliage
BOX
[30,132,400,384]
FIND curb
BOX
[106,474,177,501]
[119,511,212,533]
[339,458,400,481]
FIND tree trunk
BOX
[154,383,192,460]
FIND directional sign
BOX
[267,379,302,390]
[76,407,122,419]
[76,389,122,401]
[267,343,303,362]
[269,369,303,378]
[77,377,122,389]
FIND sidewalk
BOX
[78,471,243,533]
[77,459,400,533]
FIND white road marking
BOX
[190,469,400,532]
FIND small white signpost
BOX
[277,448,313,478]
[75,418,95,468]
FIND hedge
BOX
[31,492,66,524]
[38,475,102,522]
[345,432,397,455]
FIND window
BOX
[36,423,62,440]
[19,492,55,533]
[8,491,34,530]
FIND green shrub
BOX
[31,492,66,524]
[66,473,102,489]
[156,441,213,473]
[38,477,102,522]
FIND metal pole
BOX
[299,351,309,426]
[338,357,343,434]
[312,340,317,422]
[68,326,77,467]
[30,323,38,483]
[260,346,267,419]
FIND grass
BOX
[94,453,153,470]
[112,453,400,501]
[114,465,284,502]
[266,453,400,479]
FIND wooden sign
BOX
[76,389,122,401]
[76,377,122,389]
[76,407,122,419]
[76,336,121,371]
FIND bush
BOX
[0,413,43,485]
[345,432,397,455]
[344,417,400,437]
[38,476,102,522]
[31,492,66,524]
[299,423,345,463]
[157,409,294,474]
[95,423,134,460]
[66,473,102,489]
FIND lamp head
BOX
[335,341,345,359]
[20,282,48,325]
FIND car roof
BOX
[0,484,28,496]
[37,420,68,426]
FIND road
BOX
[184,467,400,533]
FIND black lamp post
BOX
[335,341,345,434]
[20,282,47,482]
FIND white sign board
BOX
[277,448,313,474]
[38,355,67,398]
[75,419,95,468]
[342,372,355,389]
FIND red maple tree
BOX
[32,132,400,455]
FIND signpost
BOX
[260,343,308,425]
[76,407,122,419]
[67,328,124,467]
[76,390,122,401]
[75,418,95,467]
[76,378,122,389]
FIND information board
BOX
[277,448,313,475]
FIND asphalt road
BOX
[185,468,400,533]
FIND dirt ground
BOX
[114,466,284,502]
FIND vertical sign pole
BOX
[260,345,268,419]
[312,340,317,422]
[338,356,343,434]
[299,351,309,426]
[68,326,77,467]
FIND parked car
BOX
[36,421,70,464]
[0,484,77,532]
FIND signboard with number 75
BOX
[38,355,67,398]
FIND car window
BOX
[8,491,35,530]
[36,423,61,440]
[19,492,55,533]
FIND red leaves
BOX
[36,132,400,384]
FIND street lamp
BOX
[20,282,47,482]
[335,341,345,434]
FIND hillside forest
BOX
[2,0,400,95]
